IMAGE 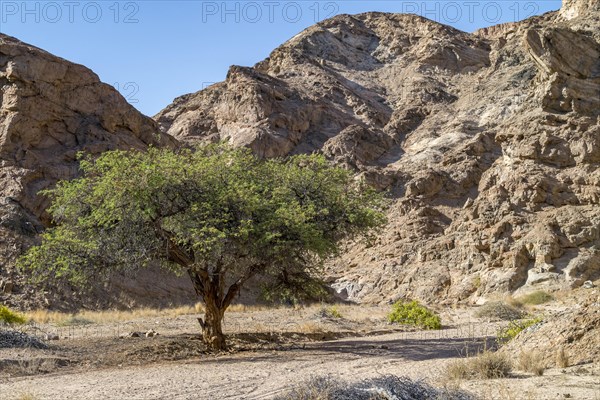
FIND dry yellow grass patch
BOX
[327,303,387,323]
[15,393,37,400]
[25,304,202,325]
[24,303,288,326]
[297,322,324,334]
[446,350,512,380]
[556,347,570,368]
[517,350,546,376]
[226,304,273,313]
[503,295,524,309]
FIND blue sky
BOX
[0,1,561,116]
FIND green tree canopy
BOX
[19,145,386,350]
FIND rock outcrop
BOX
[0,34,191,309]
[156,0,600,304]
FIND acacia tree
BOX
[19,145,385,350]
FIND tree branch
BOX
[221,264,264,309]
[187,269,205,298]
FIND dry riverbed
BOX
[0,304,598,400]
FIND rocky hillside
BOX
[156,0,600,304]
[0,35,192,309]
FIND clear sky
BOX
[0,0,561,116]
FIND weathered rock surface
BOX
[156,0,600,304]
[502,291,600,366]
[0,34,192,309]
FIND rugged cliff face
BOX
[1,0,598,309]
[0,35,191,309]
[156,0,600,304]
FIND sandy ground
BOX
[0,306,599,400]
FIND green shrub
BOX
[446,350,512,380]
[497,317,543,344]
[317,305,343,319]
[475,301,524,321]
[0,305,27,325]
[518,291,554,305]
[387,300,441,330]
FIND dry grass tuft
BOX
[446,350,512,380]
[517,291,554,306]
[328,304,387,323]
[504,296,524,309]
[517,350,546,376]
[556,347,570,368]
[16,394,38,400]
[297,322,324,334]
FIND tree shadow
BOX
[301,336,496,362]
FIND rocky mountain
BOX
[0,0,598,309]
[156,0,600,304]
[0,34,192,309]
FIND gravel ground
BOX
[0,305,598,400]
[1,328,599,400]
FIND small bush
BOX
[556,347,570,368]
[475,301,524,321]
[497,317,543,344]
[318,306,342,319]
[328,306,342,319]
[517,350,545,376]
[518,291,554,305]
[446,350,512,380]
[0,305,26,325]
[388,300,441,330]
[275,375,476,400]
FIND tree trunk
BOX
[186,267,247,352]
[186,269,226,351]
[200,300,226,351]
[194,271,228,351]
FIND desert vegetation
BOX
[517,291,554,306]
[446,350,513,380]
[275,375,476,400]
[0,305,26,325]
[18,145,386,350]
[474,301,524,321]
[1,0,599,398]
[387,300,442,329]
[516,350,546,376]
[496,317,543,344]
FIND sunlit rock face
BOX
[157,0,600,304]
[0,34,192,309]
